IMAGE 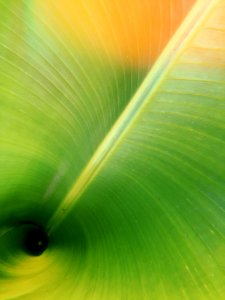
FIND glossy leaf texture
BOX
[0,0,224,299]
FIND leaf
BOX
[0,0,224,299]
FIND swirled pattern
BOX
[0,1,224,299]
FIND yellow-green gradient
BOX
[0,0,224,299]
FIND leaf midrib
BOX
[47,0,216,233]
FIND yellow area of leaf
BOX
[36,0,196,67]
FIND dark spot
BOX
[23,225,49,256]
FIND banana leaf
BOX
[0,0,224,299]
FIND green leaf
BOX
[0,0,224,299]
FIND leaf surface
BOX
[0,1,224,299]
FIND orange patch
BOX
[36,0,196,67]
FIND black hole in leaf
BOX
[23,225,48,256]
